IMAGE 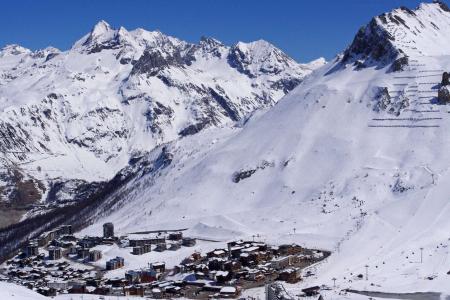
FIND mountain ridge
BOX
[0,20,325,225]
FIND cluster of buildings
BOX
[0,221,330,299]
[128,231,196,256]
[91,240,329,299]
[1,253,97,297]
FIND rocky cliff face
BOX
[0,21,325,224]
[341,1,450,69]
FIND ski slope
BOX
[82,2,450,295]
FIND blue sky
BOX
[0,0,435,62]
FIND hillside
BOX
[80,2,450,295]
[0,21,324,226]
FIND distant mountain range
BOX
[0,20,324,224]
[2,1,450,295]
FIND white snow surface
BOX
[81,2,450,295]
[0,281,48,299]
[4,1,450,298]
[0,20,322,204]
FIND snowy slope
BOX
[0,281,48,299]
[0,21,323,217]
[81,2,450,295]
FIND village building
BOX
[207,248,228,259]
[302,286,320,297]
[278,244,303,255]
[89,250,102,262]
[48,246,62,260]
[129,236,166,247]
[56,225,73,236]
[106,257,124,270]
[133,243,151,255]
[68,245,78,255]
[47,280,68,290]
[182,237,196,247]
[103,222,114,238]
[154,243,167,252]
[168,232,183,241]
[151,262,166,273]
[278,268,302,283]
[169,242,181,251]
[270,255,293,270]
[25,242,39,257]
[219,286,239,298]
[77,248,90,259]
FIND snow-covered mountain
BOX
[0,21,324,223]
[78,1,450,295]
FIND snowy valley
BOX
[2,1,450,300]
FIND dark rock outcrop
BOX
[342,18,398,68]
[391,56,409,72]
[438,86,450,104]
[441,72,449,86]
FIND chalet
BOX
[151,287,163,298]
[68,280,86,294]
[270,256,292,270]
[194,263,209,274]
[181,262,196,272]
[215,270,231,283]
[47,281,68,290]
[247,269,265,281]
[169,242,181,251]
[125,270,141,284]
[182,237,196,247]
[278,268,302,283]
[208,258,226,271]
[154,243,167,252]
[207,248,228,259]
[107,277,128,288]
[229,245,245,258]
[124,285,144,296]
[152,262,166,273]
[220,286,239,298]
[224,261,242,273]
[302,286,320,296]
[279,244,303,255]
[168,232,183,241]
[203,284,223,293]
[37,287,57,297]
[140,268,158,282]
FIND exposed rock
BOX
[391,56,409,72]
[441,72,450,86]
[131,49,184,76]
[373,87,409,116]
[342,18,397,67]
[179,122,209,137]
[438,85,450,104]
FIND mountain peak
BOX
[91,20,112,36]
[199,36,223,47]
[341,1,450,70]
[0,44,31,57]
